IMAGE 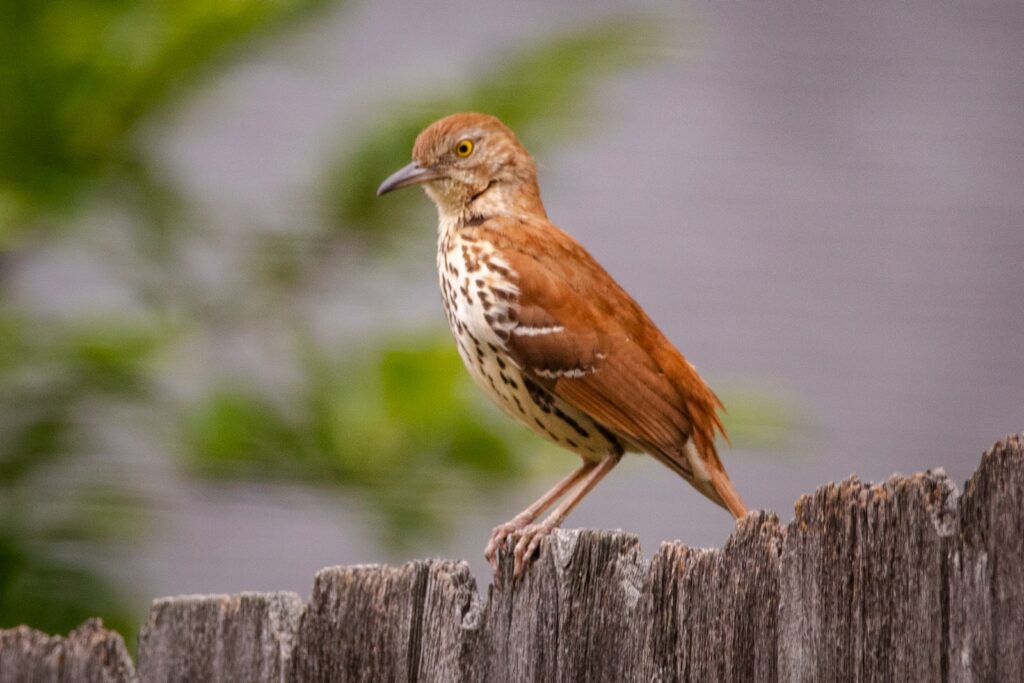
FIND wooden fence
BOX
[1,434,1021,682]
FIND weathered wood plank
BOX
[948,434,1024,683]
[472,529,648,683]
[0,619,135,683]
[289,560,477,682]
[644,511,783,682]
[137,592,304,683]
[778,468,957,682]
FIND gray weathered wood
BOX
[948,433,1024,682]
[138,592,304,683]
[2,434,1021,682]
[778,469,957,682]
[289,560,476,681]
[0,619,136,683]
[643,511,782,682]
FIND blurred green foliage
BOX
[0,0,339,642]
[0,315,160,643]
[0,0,334,245]
[323,18,657,244]
[717,385,806,454]
[185,335,533,548]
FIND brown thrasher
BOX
[378,113,746,576]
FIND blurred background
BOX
[1,0,1022,648]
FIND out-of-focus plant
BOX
[0,0,342,643]
[185,335,537,548]
[717,385,806,454]
[0,0,335,245]
[0,315,161,643]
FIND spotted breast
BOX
[437,219,621,461]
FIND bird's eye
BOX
[455,139,474,157]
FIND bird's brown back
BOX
[468,215,732,494]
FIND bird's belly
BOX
[437,233,618,460]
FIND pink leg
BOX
[484,460,597,567]
[512,452,622,577]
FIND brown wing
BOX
[509,263,692,457]
[474,216,745,517]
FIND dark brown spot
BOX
[567,439,578,448]
[488,343,498,352]
[496,356,506,370]
[513,396,525,414]
[546,430,560,443]
[534,417,546,430]
[594,422,624,455]
[524,377,553,413]
[487,262,510,278]
[553,407,590,438]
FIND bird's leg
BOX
[513,451,622,577]
[484,460,597,567]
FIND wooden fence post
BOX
[1,434,1020,682]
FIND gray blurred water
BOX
[126,0,1023,597]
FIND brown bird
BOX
[378,113,746,576]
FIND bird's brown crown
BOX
[411,113,545,218]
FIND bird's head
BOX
[377,112,544,219]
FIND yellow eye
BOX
[455,139,474,157]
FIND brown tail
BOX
[652,440,748,519]
[708,466,747,519]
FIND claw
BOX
[484,514,532,568]
[512,522,555,577]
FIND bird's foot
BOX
[512,521,557,578]
[484,514,532,568]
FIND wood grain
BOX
[2,435,1020,682]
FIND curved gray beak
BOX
[376,162,442,196]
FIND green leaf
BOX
[0,414,72,486]
[184,389,310,478]
[0,0,341,244]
